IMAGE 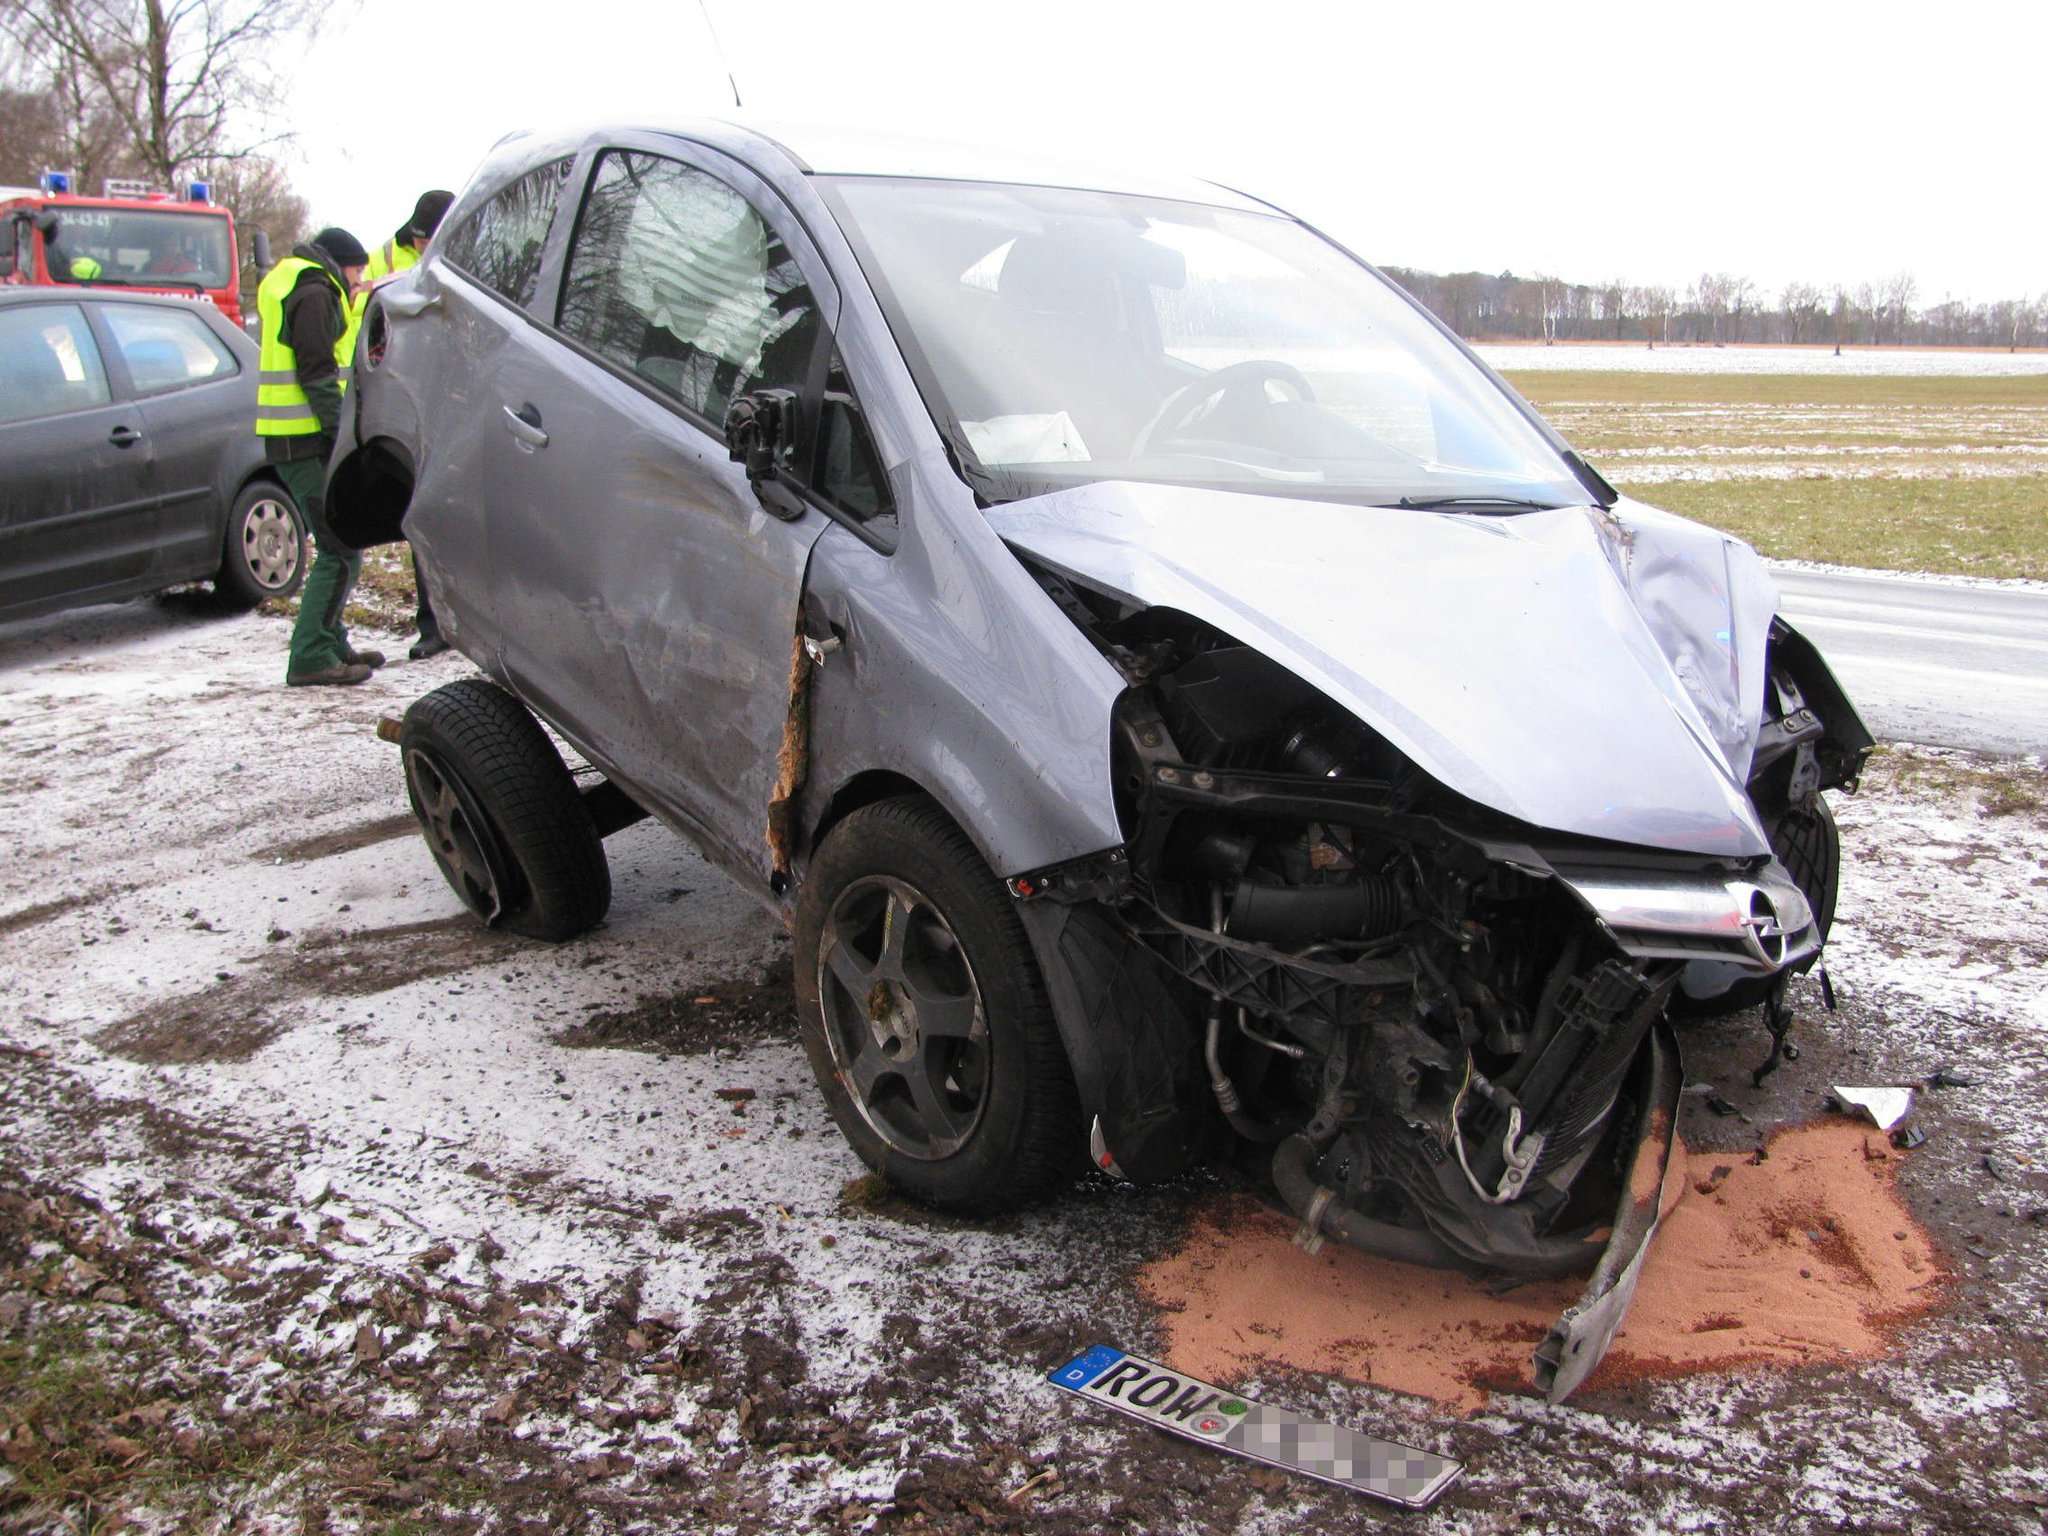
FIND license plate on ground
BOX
[1047,1345,1462,1509]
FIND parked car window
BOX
[0,304,112,425]
[444,158,572,309]
[100,304,237,394]
[558,150,819,430]
[814,350,892,527]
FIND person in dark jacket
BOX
[254,227,372,686]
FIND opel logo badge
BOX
[1742,888,1788,966]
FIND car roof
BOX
[541,118,1283,216]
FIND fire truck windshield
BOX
[48,208,231,290]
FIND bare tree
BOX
[0,0,328,187]
[1879,271,1919,346]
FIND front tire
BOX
[216,480,306,609]
[794,797,1082,1215]
[399,680,610,941]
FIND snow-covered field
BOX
[2,599,2045,1533]
[1477,343,2048,378]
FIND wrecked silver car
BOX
[327,122,1872,1401]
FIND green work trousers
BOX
[277,454,361,678]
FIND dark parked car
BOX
[328,122,1871,1402]
[0,287,306,624]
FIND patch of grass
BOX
[1861,745,2047,819]
[1613,475,2048,580]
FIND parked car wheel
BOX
[215,479,306,609]
[794,797,1082,1214]
[399,679,611,941]
[1676,793,1841,1018]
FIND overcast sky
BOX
[289,0,2039,306]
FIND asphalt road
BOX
[1772,567,2048,755]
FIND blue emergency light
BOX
[39,169,72,195]
[187,181,210,203]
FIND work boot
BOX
[286,662,373,688]
[346,646,387,669]
[409,635,450,660]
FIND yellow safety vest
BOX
[348,236,420,330]
[68,255,103,279]
[255,256,353,436]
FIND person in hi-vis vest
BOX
[255,226,372,686]
[355,190,455,658]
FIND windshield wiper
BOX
[1393,495,1564,513]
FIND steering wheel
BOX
[1130,359,1318,459]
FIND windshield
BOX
[820,177,1584,509]
[46,208,232,290]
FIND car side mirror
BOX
[252,230,272,270]
[723,388,806,520]
[32,210,60,240]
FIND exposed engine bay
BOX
[1009,563,1872,1398]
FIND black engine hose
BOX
[1270,1134,1468,1270]
[1272,1133,1605,1278]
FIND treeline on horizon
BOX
[1380,266,2047,350]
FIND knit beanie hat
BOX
[405,190,456,243]
[311,226,370,268]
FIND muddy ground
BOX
[1,597,2045,1534]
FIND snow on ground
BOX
[1476,343,2048,378]
[2,598,2046,1533]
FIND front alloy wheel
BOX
[817,874,991,1160]
[794,796,1082,1214]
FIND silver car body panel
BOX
[983,483,1779,859]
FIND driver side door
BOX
[485,139,840,889]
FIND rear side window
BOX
[444,158,572,309]
[557,149,819,429]
[101,305,236,394]
[0,304,112,425]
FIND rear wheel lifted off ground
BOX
[215,480,306,609]
[794,796,1083,1215]
[400,679,610,941]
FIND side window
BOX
[443,158,571,309]
[101,305,236,394]
[0,304,112,425]
[813,350,894,530]
[557,150,819,430]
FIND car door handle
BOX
[383,288,440,318]
[108,425,142,448]
[501,404,548,451]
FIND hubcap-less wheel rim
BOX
[242,498,302,590]
[817,875,990,1160]
[404,746,507,924]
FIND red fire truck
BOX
[1,170,255,328]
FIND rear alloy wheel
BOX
[795,797,1082,1214]
[399,679,610,941]
[216,480,306,608]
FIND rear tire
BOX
[399,679,610,941]
[216,479,306,609]
[794,796,1082,1215]
[1675,793,1840,1018]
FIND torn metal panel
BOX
[766,622,815,885]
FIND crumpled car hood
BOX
[984,482,1777,858]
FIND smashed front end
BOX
[992,494,1871,1402]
